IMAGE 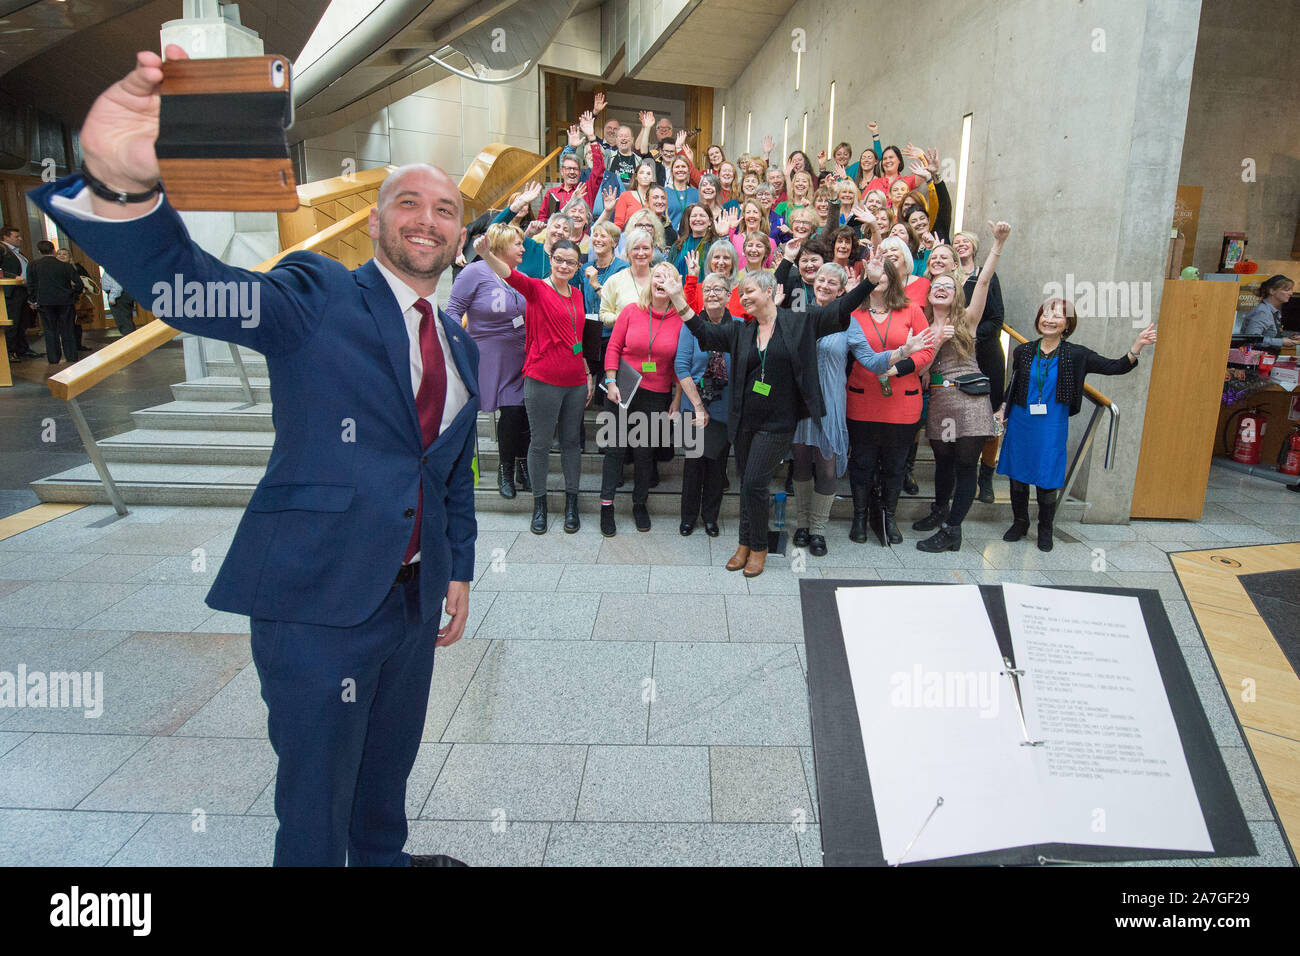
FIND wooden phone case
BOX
[158,55,298,212]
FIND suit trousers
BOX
[40,304,78,363]
[4,287,30,353]
[251,572,437,866]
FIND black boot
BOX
[902,440,919,495]
[498,461,516,499]
[912,503,947,532]
[793,527,810,548]
[530,496,547,535]
[1037,488,1059,552]
[600,503,617,537]
[917,523,962,552]
[977,462,996,504]
[1004,480,1030,541]
[516,460,531,493]
[564,493,580,533]
[884,509,902,545]
[849,482,869,543]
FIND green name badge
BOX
[572,342,583,354]
[752,380,771,397]
[642,361,657,373]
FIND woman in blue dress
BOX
[790,261,853,556]
[996,299,1157,550]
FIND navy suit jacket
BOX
[29,176,479,628]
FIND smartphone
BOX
[156,55,298,212]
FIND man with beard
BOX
[30,46,478,867]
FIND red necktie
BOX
[403,298,448,563]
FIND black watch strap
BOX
[80,163,163,205]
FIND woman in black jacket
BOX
[665,248,931,577]
[995,300,1156,550]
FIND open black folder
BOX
[799,580,1263,866]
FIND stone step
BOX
[97,428,274,465]
[131,400,275,431]
[172,375,272,403]
[32,458,1081,524]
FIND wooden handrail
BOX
[1001,321,1112,408]
[294,166,393,207]
[481,143,564,211]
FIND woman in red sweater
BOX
[599,262,685,535]
[475,235,593,536]
[845,256,935,545]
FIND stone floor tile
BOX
[576,745,710,822]
[0,581,146,630]
[77,584,218,632]
[543,822,800,866]
[594,593,728,643]
[79,736,276,814]
[109,813,277,866]
[422,637,491,742]
[0,732,149,808]
[0,809,150,866]
[648,565,751,594]
[598,535,713,567]
[710,746,814,824]
[421,743,585,821]
[724,595,804,643]
[474,592,600,641]
[557,564,650,593]
[472,562,563,592]
[405,820,550,866]
[173,662,267,738]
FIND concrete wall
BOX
[1178,0,1300,273]
[714,0,1202,523]
[300,7,604,183]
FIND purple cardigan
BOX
[447,259,527,411]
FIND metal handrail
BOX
[1000,323,1121,503]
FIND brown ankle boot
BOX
[726,545,751,571]
[742,548,767,578]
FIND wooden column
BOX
[685,86,713,158]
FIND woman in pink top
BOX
[599,262,685,535]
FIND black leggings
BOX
[931,435,986,528]
[791,443,837,495]
[848,419,917,510]
[734,427,794,549]
[600,388,671,505]
[496,404,531,467]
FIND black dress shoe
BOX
[530,496,547,535]
[410,854,468,867]
[793,527,810,548]
[912,505,947,532]
[633,503,651,532]
[564,493,580,533]
[883,511,902,545]
[600,504,616,537]
[902,471,919,496]
[1290,482,1300,493]
[704,521,719,537]
[808,534,827,557]
[679,521,694,536]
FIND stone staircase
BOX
[31,345,1087,523]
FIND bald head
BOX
[377,163,463,218]
[369,163,465,295]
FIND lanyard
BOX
[869,307,894,351]
[646,308,664,360]
[756,324,775,383]
[549,279,580,344]
[1034,341,1057,404]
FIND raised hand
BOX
[472,233,491,259]
[1132,323,1157,353]
[726,208,741,233]
[833,161,849,181]
[593,91,607,114]
[773,286,786,307]
[81,46,198,203]
[579,111,596,139]
[521,180,544,204]
[783,236,802,261]
[902,326,936,356]
[850,201,871,222]
[922,231,938,251]
[817,149,828,167]
[762,134,775,156]
[676,129,688,151]
[657,264,684,299]
[903,141,924,159]
[864,243,885,285]
[602,184,618,208]
[685,250,699,277]
[584,265,598,284]
[712,208,728,233]
[525,219,546,238]
[868,121,879,137]
[567,124,582,148]
[639,110,655,129]
[925,147,939,173]
[988,220,1012,244]
[910,159,931,181]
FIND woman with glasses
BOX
[474,234,594,535]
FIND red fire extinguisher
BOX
[1225,407,1266,464]
[1279,427,1300,476]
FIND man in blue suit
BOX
[30,47,477,866]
